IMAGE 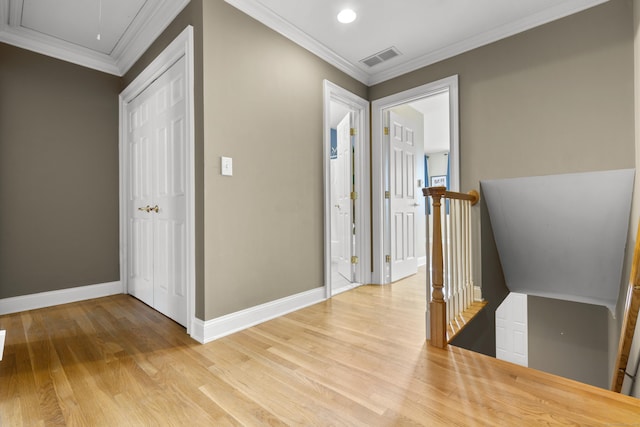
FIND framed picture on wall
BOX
[430,175,447,188]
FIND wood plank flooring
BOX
[1,271,639,426]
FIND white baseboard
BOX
[0,281,123,315]
[474,285,483,301]
[418,256,427,267]
[191,287,326,344]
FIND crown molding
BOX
[367,0,610,85]
[225,0,610,86]
[224,0,370,85]
[0,24,121,74]
[115,0,191,75]
[0,0,190,76]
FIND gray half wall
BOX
[528,295,609,388]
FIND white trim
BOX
[0,330,5,361]
[0,0,189,76]
[323,80,371,297]
[371,75,459,284]
[418,256,427,267]
[119,26,196,335]
[365,0,609,85]
[114,0,191,76]
[0,281,123,315]
[0,25,121,75]
[223,0,607,85]
[191,287,326,344]
[474,285,483,302]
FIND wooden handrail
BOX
[424,186,480,206]
[611,222,640,393]
[423,186,480,348]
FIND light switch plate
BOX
[221,156,233,176]
[0,330,5,361]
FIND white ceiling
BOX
[0,0,190,76]
[225,0,609,85]
[0,0,609,82]
[410,92,450,155]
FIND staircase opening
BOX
[483,169,635,389]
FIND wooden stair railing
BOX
[424,186,482,349]
[611,222,640,393]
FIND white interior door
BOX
[336,113,352,281]
[496,292,528,367]
[128,77,155,307]
[127,56,187,327]
[388,110,419,282]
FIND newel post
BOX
[424,186,447,348]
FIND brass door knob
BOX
[150,205,159,213]
[138,205,151,212]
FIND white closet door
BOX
[127,56,187,327]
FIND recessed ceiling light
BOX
[337,9,357,24]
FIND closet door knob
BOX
[150,205,159,213]
[138,205,151,213]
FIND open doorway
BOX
[371,75,460,284]
[323,81,370,297]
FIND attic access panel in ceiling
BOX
[20,0,146,55]
[0,0,190,76]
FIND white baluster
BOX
[442,200,450,322]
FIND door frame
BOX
[119,26,196,335]
[323,80,370,297]
[371,75,459,285]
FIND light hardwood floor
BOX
[1,271,639,426]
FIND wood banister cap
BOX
[423,186,446,197]
[423,187,480,206]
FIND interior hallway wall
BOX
[201,0,367,319]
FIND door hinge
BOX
[385,255,391,263]
[384,191,390,199]
[350,128,357,136]
[350,191,358,200]
[351,256,359,264]
[384,127,389,136]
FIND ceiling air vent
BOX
[360,47,401,68]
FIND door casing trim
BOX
[323,80,371,297]
[371,75,459,284]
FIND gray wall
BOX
[201,0,367,319]
[370,0,635,356]
[529,296,609,388]
[0,42,121,298]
